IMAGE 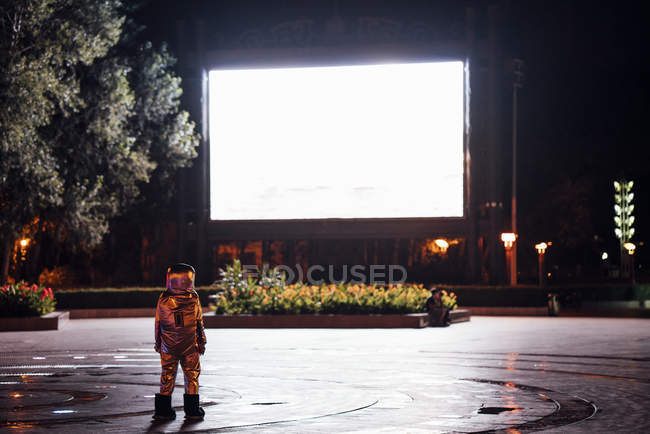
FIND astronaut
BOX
[153,263,207,420]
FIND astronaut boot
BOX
[153,393,176,420]
[183,394,205,420]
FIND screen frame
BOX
[204,48,470,240]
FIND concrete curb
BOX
[204,313,430,328]
[0,311,69,331]
[203,310,471,328]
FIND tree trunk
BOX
[1,237,13,284]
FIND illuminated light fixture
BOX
[614,180,635,243]
[623,242,636,255]
[434,239,449,253]
[535,242,548,255]
[601,252,609,261]
[19,238,29,247]
[501,232,516,248]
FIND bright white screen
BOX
[209,61,464,220]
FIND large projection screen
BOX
[209,61,464,221]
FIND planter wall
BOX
[204,310,471,328]
[204,313,430,328]
[0,311,69,332]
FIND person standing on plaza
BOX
[153,263,207,420]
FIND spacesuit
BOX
[153,263,207,421]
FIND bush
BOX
[53,287,214,309]
[212,282,434,315]
[441,289,458,310]
[211,260,459,315]
[0,282,56,317]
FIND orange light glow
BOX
[501,233,516,248]
[434,239,449,252]
[19,238,29,248]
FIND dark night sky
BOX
[133,0,649,264]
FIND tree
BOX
[0,0,124,282]
[0,0,199,283]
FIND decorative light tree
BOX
[614,180,635,280]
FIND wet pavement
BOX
[0,316,649,433]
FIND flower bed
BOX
[0,282,56,317]
[211,260,458,315]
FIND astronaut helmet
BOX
[166,263,196,293]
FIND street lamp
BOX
[434,239,449,253]
[501,232,517,285]
[501,232,516,248]
[614,179,635,280]
[511,59,524,287]
[535,242,548,287]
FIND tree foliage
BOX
[0,0,199,282]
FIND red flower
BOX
[31,284,38,291]
[249,290,253,296]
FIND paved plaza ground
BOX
[1,316,649,433]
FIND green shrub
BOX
[212,282,452,315]
[0,282,56,317]
[211,260,459,315]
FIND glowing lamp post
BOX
[614,180,635,280]
[501,233,517,285]
[623,242,637,283]
[434,239,449,253]
[535,242,548,287]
